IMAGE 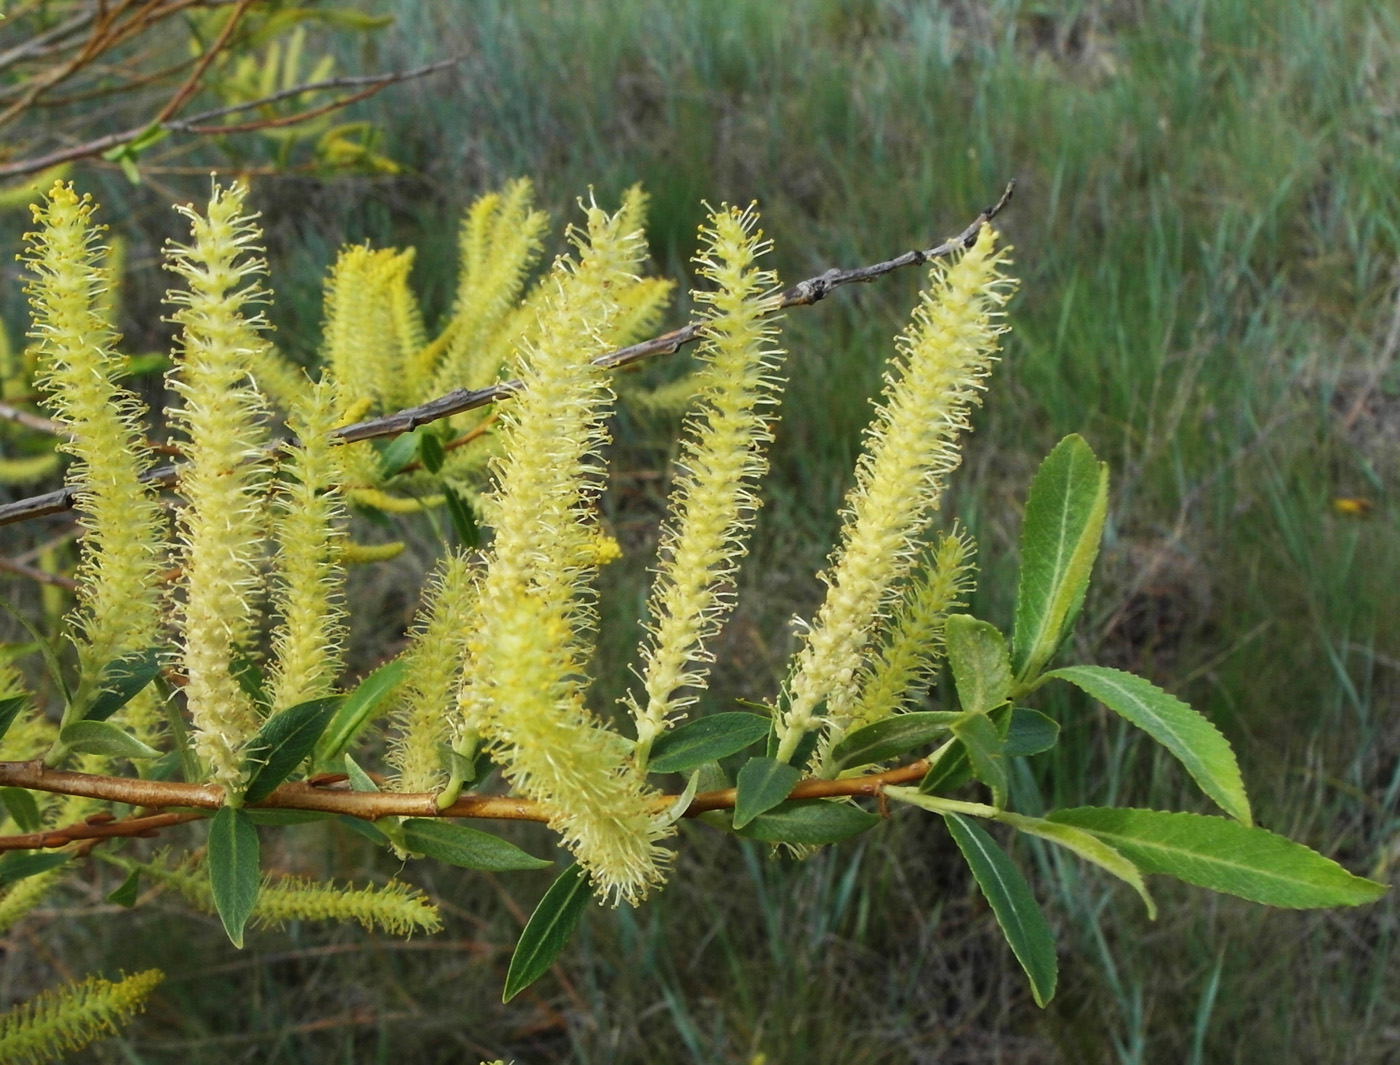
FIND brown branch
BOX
[0,401,64,437]
[150,0,254,124]
[0,55,461,179]
[0,555,79,591]
[0,758,932,851]
[0,181,1013,528]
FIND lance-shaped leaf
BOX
[920,739,973,794]
[400,819,551,871]
[0,850,71,886]
[208,806,260,949]
[442,484,480,549]
[647,712,771,774]
[0,787,41,832]
[944,811,1057,1007]
[735,799,880,845]
[1011,435,1108,685]
[504,864,591,1002]
[58,719,161,759]
[86,647,163,722]
[828,711,960,772]
[1048,665,1251,824]
[946,615,1012,715]
[733,756,802,829]
[316,660,406,767]
[0,694,25,745]
[998,809,1155,918]
[1047,807,1388,907]
[951,711,1008,809]
[243,696,343,803]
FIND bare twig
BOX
[0,400,64,437]
[0,182,1014,528]
[0,757,931,850]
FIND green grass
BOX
[2,0,1398,1060]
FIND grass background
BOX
[2,0,1398,1061]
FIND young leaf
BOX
[945,615,1012,715]
[0,850,71,886]
[208,806,260,949]
[1004,707,1060,758]
[58,720,161,759]
[1011,435,1108,685]
[1048,665,1251,824]
[951,711,1008,808]
[343,752,379,792]
[442,484,480,549]
[828,711,960,772]
[732,756,803,830]
[419,431,446,474]
[1,786,41,832]
[660,769,703,826]
[943,811,1057,1007]
[316,660,406,767]
[998,810,1156,918]
[400,818,551,871]
[1046,807,1388,908]
[86,648,163,722]
[647,712,770,774]
[503,864,591,1002]
[735,799,880,845]
[378,428,422,477]
[242,696,343,803]
[0,600,70,703]
[0,694,25,745]
[919,740,973,794]
[107,867,141,907]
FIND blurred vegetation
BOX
[1,0,1397,1061]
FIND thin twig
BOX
[0,758,931,850]
[0,401,64,437]
[0,181,1014,528]
[0,555,78,590]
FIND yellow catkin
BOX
[0,969,163,1065]
[627,204,784,766]
[165,181,274,796]
[387,552,478,794]
[825,530,977,770]
[22,182,166,707]
[460,189,671,905]
[322,244,418,413]
[267,377,348,712]
[777,226,1016,764]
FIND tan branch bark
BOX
[0,758,931,850]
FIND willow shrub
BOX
[0,179,1385,1060]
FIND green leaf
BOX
[400,818,551,871]
[0,599,70,703]
[1005,708,1060,758]
[946,615,1012,715]
[336,814,391,846]
[107,867,141,907]
[648,712,771,774]
[766,718,821,768]
[1048,665,1251,824]
[419,432,446,474]
[442,484,480,549]
[86,648,163,722]
[1046,807,1388,908]
[503,864,591,1002]
[919,740,973,794]
[735,799,880,845]
[828,711,960,772]
[379,428,422,478]
[58,720,161,759]
[732,756,802,829]
[230,650,270,715]
[660,770,702,827]
[242,696,343,804]
[943,812,1057,1007]
[316,660,406,767]
[1011,435,1108,685]
[0,694,25,746]
[998,810,1155,918]
[951,712,1007,809]
[0,850,70,886]
[342,752,379,792]
[207,806,261,949]
[0,787,42,832]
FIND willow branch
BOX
[0,758,931,850]
[0,181,1014,528]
